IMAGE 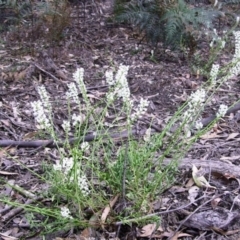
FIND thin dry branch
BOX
[0,130,137,148]
[201,102,240,127]
[163,157,240,178]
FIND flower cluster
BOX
[61,206,73,219]
[53,157,90,196]
[106,65,131,104]
[216,104,228,118]
[53,157,74,175]
[105,65,150,123]
[188,89,206,107]
[37,86,51,112]
[209,29,226,50]
[182,89,206,136]
[209,64,220,85]
[130,98,149,121]
[31,100,51,129]
[62,120,71,132]
[66,68,89,104]
[31,86,52,129]
[233,31,240,60]
[72,113,85,126]
[71,174,90,196]
[73,68,87,97]
[229,31,240,78]
[81,141,90,151]
[229,62,240,77]
[66,82,80,104]
[105,70,114,86]
[61,114,84,132]
[195,120,203,130]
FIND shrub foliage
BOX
[114,0,221,51]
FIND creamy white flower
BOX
[53,160,62,171]
[189,89,206,106]
[77,174,90,196]
[130,98,149,121]
[62,157,74,174]
[220,40,226,49]
[37,86,51,112]
[229,62,240,78]
[53,157,74,176]
[184,126,191,138]
[195,121,203,130]
[236,16,240,25]
[181,89,206,137]
[66,82,80,104]
[73,68,84,84]
[105,70,114,86]
[210,64,219,84]
[115,65,129,85]
[115,65,131,102]
[62,120,70,132]
[73,68,87,96]
[106,92,115,102]
[216,104,228,118]
[31,100,51,129]
[61,206,73,219]
[209,41,214,48]
[69,167,90,196]
[118,86,131,102]
[81,142,90,151]
[233,31,240,60]
[72,113,84,126]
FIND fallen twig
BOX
[201,102,240,127]
[114,195,208,226]
[0,130,137,149]
[162,157,240,178]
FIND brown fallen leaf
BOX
[171,231,192,240]
[138,223,157,237]
[55,69,68,80]
[226,133,239,141]
[211,197,221,209]
[200,132,224,140]
[192,164,216,189]
[101,194,119,224]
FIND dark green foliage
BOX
[114,0,221,50]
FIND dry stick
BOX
[163,157,240,178]
[34,61,108,90]
[0,130,137,149]
[0,184,43,222]
[33,62,60,82]
[1,197,43,222]
[171,194,223,239]
[114,194,210,226]
[1,100,239,149]
[201,102,240,127]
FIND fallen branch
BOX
[201,102,240,127]
[163,157,240,178]
[0,130,137,148]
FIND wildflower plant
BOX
[1,30,240,236]
[191,15,240,78]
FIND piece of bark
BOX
[163,157,240,178]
